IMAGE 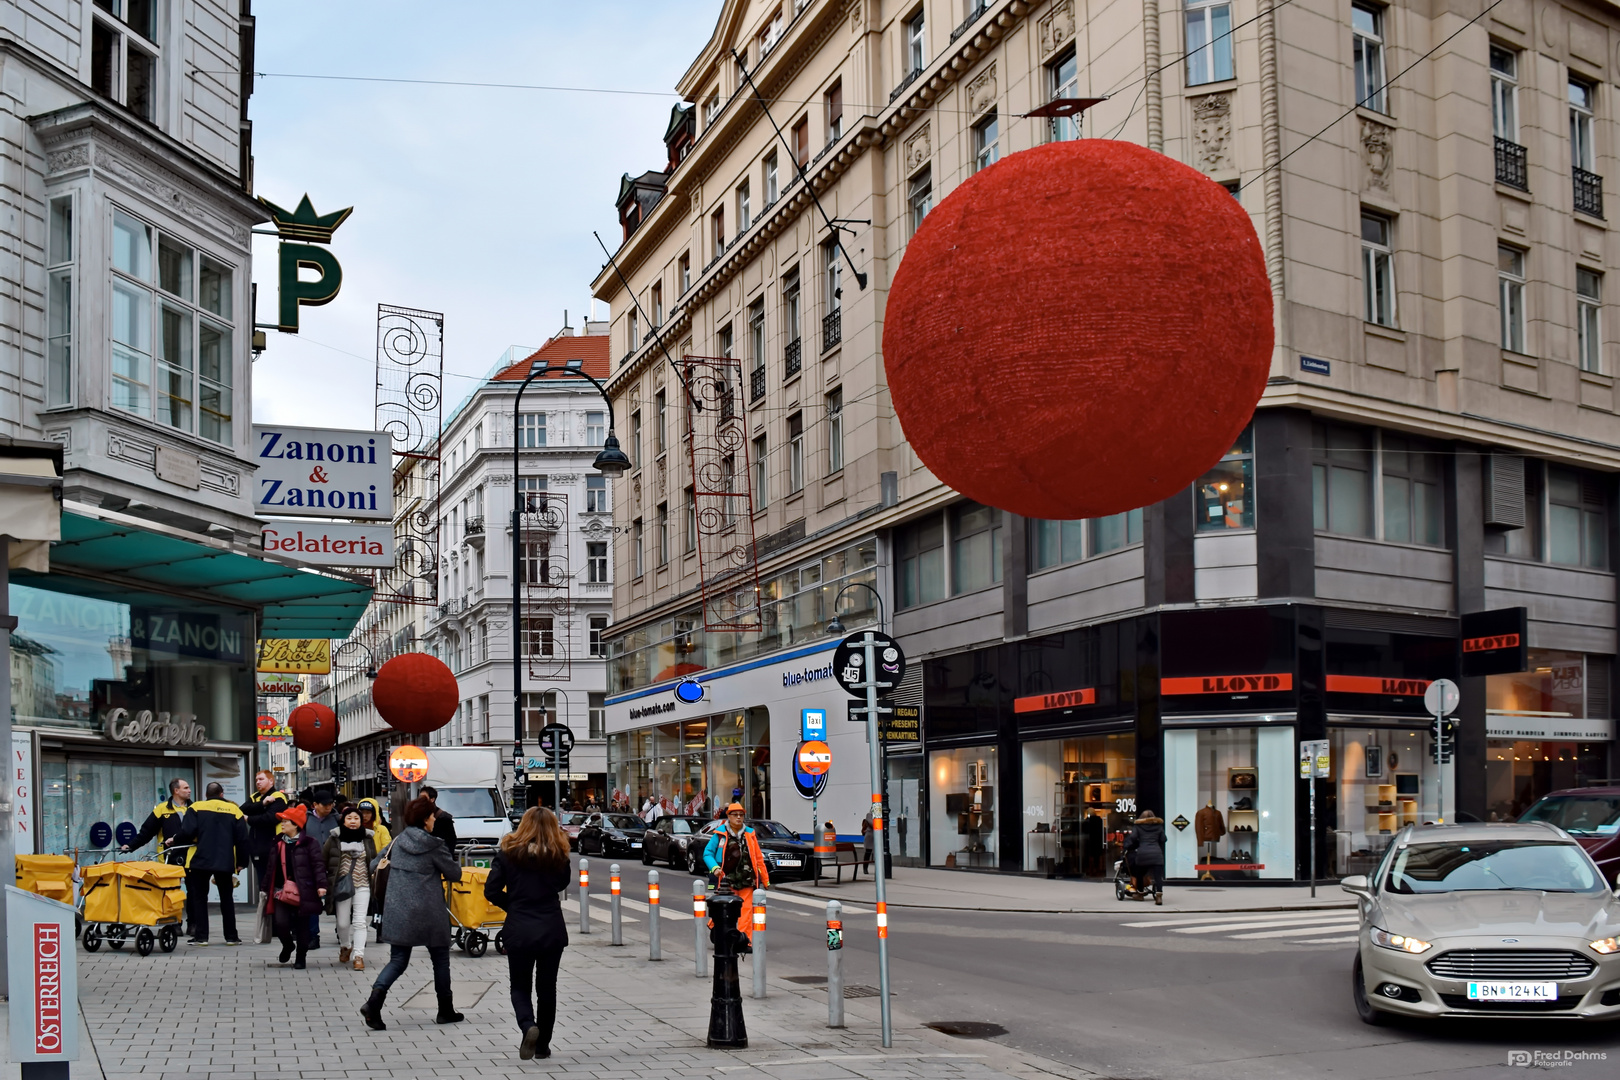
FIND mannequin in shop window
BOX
[1195,801,1225,881]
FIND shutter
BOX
[1483,454,1527,528]
[1323,608,1457,636]
[1587,657,1611,720]
[892,663,923,707]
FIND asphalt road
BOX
[573,854,1620,1080]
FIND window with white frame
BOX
[586,474,607,512]
[1352,4,1386,112]
[651,282,663,327]
[764,152,779,204]
[518,412,546,448]
[1185,0,1234,86]
[1048,48,1080,140]
[91,1,158,121]
[825,80,844,143]
[657,501,669,566]
[753,433,769,508]
[737,179,752,233]
[721,454,738,524]
[1500,244,1527,353]
[906,8,926,75]
[705,91,721,128]
[654,391,666,454]
[632,518,644,576]
[586,410,605,446]
[1361,211,1396,327]
[627,308,638,352]
[784,268,801,345]
[825,387,843,473]
[589,692,607,739]
[825,243,842,313]
[630,410,642,470]
[521,691,557,738]
[46,196,73,408]
[522,617,555,657]
[1578,267,1603,372]
[519,539,552,585]
[684,485,696,552]
[587,541,609,583]
[518,474,547,512]
[679,252,691,292]
[748,298,765,379]
[788,411,805,493]
[973,110,1000,172]
[1491,46,1518,141]
[1571,78,1597,173]
[589,616,608,657]
[908,167,933,237]
[110,207,235,442]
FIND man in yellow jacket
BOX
[176,783,248,944]
[702,802,771,947]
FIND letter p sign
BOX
[278,243,342,332]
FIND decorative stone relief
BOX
[1039,0,1075,58]
[849,0,862,33]
[966,64,997,118]
[197,462,240,497]
[94,146,249,247]
[45,144,89,173]
[904,122,931,176]
[1360,118,1394,191]
[1191,93,1233,174]
[45,428,70,453]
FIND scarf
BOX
[338,824,366,843]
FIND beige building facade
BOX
[593,0,1620,879]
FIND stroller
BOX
[1112,856,1153,902]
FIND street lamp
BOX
[826,579,894,886]
[511,359,629,813]
[825,580,885,637]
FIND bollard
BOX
[610,863,623,946]
[693,879,708,978]
[706,885,747,1048]
[826,900,844,1028]
[578,858,590,934]
[647,869,662,960]
[751,890,767,999]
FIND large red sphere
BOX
[882,139,1273,521]
[372,653,458,736]
[288,702,339,754]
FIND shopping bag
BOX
[255,898,273,944]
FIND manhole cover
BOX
[844,985,891,999]
[927,1021,1007,1039]
[784,975,828,985]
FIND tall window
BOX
[627,308,638,352]
[1030,519,1085,569]
[825,243,842,313]
[1195,425,1254,530]
[46,196,73,408]
[1090,509,1144,555]
[737,180,752,233]
[630,410,642,468]
[973,110,1000,172]
[1499,244,1527,353]
[1578,267,1603,373]
[748,298,766,394]
[588,692,607,739]
[110,208,235,442]
[581,410,601,447]
[522,617,555,657]
[657,502,670,566]
[825,387,844,473]
[784,269,802,346]
[519,539,552,585]
[651,282,663,327]
[908,167,933,236]
[825,80,843,143]
[712,207,726,256]
[1548,465,1609,568]
[1382,433,1443,546]
[753,434,769,509]
[518,475,547,512]
[788,411,805,492]
[905,8,926,75]
[587,541,609,583]
[586,474,608,512]
[1048,48,1080,140]
[897,514,945,608]
[764,152,779,204]
[684,486,697,552]
[589,616,608,658]
[521,692,557,738]
[1311,422,1374,537]
[655,390,667,453]
[1491,46,1519,141]
[1570,78,1596,172]
[721,454,738,524]
[518,412,546,448]
[1185,0,1234,86]
[792,116,809,167]
[679,252,691,292]
[1352,4,1386,112]
[1361,211,1395,327]
[632,518,644,577]
[91,1,158,121]
[950,502,1003,594]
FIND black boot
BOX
[293,945,308,970]
[360,988,387,1031]
[434,992,464,1024]
[278,941,294,964]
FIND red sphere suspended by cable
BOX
[288,702,339,754]
[882,139,1274,521]
[372,653,459,736]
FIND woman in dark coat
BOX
[485,806,572,1060]
[266,804,327,968]
[1123,810,1167,905]
[360,796,463,1031]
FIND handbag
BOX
[332,866,356,903]
[368,840,394,923]
[274,843,301,906]
[254,898,273,944]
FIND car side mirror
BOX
[1340,874,1373,900]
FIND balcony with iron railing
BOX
[464,516,485,547]
[951,0,989,42]
[750,364,766,402]
[1495,137,1528,190]
[890,67,922,104]
[822,309,841,352]
[1575,166,1604,217]
[784,337,802,378]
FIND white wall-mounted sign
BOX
[1485,713,1614,742]
[261,521,396,568]
[252,424,393,520]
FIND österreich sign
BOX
[252,425,393,520]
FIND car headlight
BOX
[1370,926,1433,954]
[1589,937,1620,955]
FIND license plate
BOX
[775,859,801,867]
[1467,981,1557,1002]
[631,842,641,848]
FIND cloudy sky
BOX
[248,2,718,430]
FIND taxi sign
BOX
[389,744,429,783]
[797,740,832,776]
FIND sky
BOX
[247,2,718,431]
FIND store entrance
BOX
[38,753,193,859]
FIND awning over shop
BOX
[18,507,373,638]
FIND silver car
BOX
[1342,822,1620,1022]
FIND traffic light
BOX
[333,761,350,785]
[1430,717,1458,764]
[375,751,391,789]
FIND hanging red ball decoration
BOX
[288,702,339,754]
[371,652,459,736]
[882,139,1274,521]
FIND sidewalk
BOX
[26,913,1099,1080]
[778,865,1355,913]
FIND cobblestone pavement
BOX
[51,908,1096,1080]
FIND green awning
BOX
[22,508,373,639]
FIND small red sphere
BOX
[882,139,1274,521]
[372,653,458,736]
[288,702,339,754]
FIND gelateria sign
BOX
[103,709,209,748]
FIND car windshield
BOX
[1384,840,1604,894]
[1520,794,1620,836]
[432,788,501,819]
[608,814,643,830]
[670,818,691,834]
[751,820,799,839]
[556,812,584,826]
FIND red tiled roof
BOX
[490,333,611,382]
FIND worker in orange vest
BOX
[702,802,771,948]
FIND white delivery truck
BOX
[422,746,513,852]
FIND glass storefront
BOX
[1484,649,1613,818]
[929,745,998,868]
[1488,648,1587,719]
[1328,724,1441,877]
[608,708,770,820]
[1021,733,1136,875]
[1486,741,1609,821]
[1165,722,1296,880]
[887,754,924,862]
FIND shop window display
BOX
[1021,734,1136,875]
[1486,741,1608,822]
[930,746,997,868]
[1487,649,1587,719]
[1163,724,1295,880]
[606,709,769,820]
[1328,726,1440,876]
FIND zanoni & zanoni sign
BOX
[103,709,209,748]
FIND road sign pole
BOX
[1309,774,1316,899]
[861,633,893,1048]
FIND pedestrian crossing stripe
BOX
[1121,908,1363,946]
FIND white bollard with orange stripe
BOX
[750,889,767,999]
[578,858,590,934]
[609,863,623,946]
[647,869,661,961]
[693,879,707,977]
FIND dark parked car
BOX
[577,812,647,857]
[1520,787,1620,882]
[641,816,711,871]
[697,818,817,882]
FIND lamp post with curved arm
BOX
[511,360,629,818]
[824,581,886,638]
